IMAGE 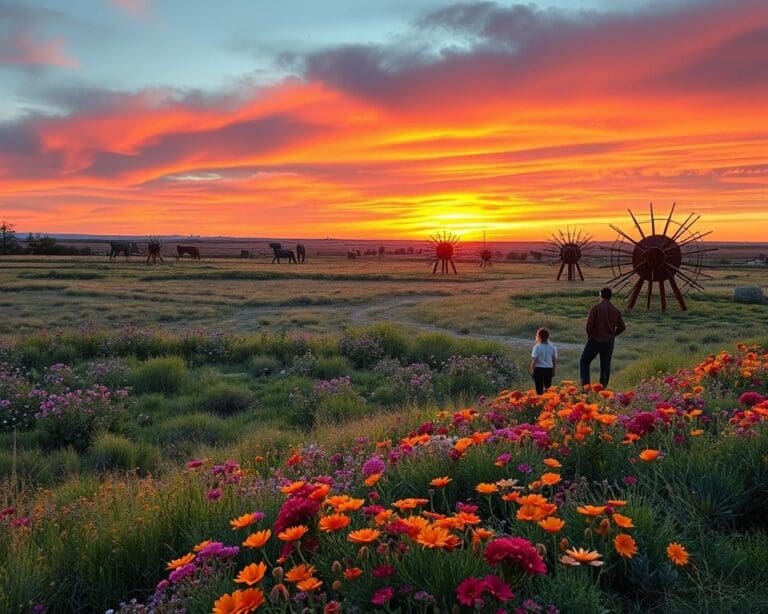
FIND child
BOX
[530,328,557,394]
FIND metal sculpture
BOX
[479,231,492,268]
[606,203,715,311]
[269,242,296,264]
[147,236,164,265]
[176,245,200,260]
[109,241,139,260]
[429,231,460,274]
[545,228,594,281]
[296,244,306,263]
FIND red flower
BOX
[739,391,765,406]
[483,574,514,602]
[484,537,547,575]
[371,586,394,606]
[456,577,486,607]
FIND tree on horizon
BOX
[0,219,20,255]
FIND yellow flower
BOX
[614,534,637,559]
[666,542,690,566]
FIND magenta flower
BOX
[456,577,486,607]
[483,574,514,601]
[206,488,222,501]
[484,537,547,575]
[371,586,394,606]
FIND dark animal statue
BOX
[479,250,493,268]
[269,242,296,264]
[108,241,139,260]
[296,244,306,263]
[347,251,357,260]
[240,250,251,258]
[147,242,163,265]
[176,245,201,260]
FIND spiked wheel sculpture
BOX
[607,203,716,311]
[429,231,460,274]
[545,228,594,281]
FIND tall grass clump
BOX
[195,382,254,416]
[129,356,189,395]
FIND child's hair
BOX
[536,328,550,343]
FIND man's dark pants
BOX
[579,338,615,387]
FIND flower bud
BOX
[272,566,284,583]
[559,538,570,552]
[332,580,342,591]
[357,546,369,560]
[331,560,342,574]
[270,583,289,602]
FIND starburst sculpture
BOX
[429,231,461,274]
[606,203,716,311]
[544,228,595,281]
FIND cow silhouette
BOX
[109,241,139,260]
[269,242,296,264]
[176,245,200,260]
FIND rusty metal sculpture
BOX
[147,236,164,265]
[479,231,492,268]
[429,231,460,274]
[606,203,715,311]
[545,228,594,281]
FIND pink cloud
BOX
[0,29,78,68]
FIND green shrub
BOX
[196,383,254,416]
[248,354,282,376]
[315,392,371,427]
[310,355,351,379]
[129,356,189,395]
[86,433,161,473]
[152,413,229,448]
[0,446,80,485]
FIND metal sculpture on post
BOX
[606,203,715,311]
[429,231,460,275]
[545,228,594,281]
[479,231,492,268]
[147,236,164,265]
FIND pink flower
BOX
[456,577,486,607]
[739,391,765,406]
[206,488,222,501]
[484,537,547,575]
[483,574,514,601]
[371,586,394,606]
[186,459,204,469]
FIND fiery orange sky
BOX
[1,1,767,240]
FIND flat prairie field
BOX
[1,254,767,385]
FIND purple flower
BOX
[206,488,222,501]
[168,563,196,583]
[362,456,386,477]
[518,463,533,474]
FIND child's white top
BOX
[531,342,557,368]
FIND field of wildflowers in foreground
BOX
[3,344,768,613]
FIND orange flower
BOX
[454,511,481,526]
[415,524,452,549]
[235,562,268,586]
[318,513,351,533]
[280,481,306,494]
[517,505,547,522]
[348,528,381,544]
[309,483,331,501]
[230,513,260,531]
[560,547,604,566]
[373,509,394,525]
[501,492,521,502]
[606,499,626,507]
[325,495,363,511]
[666,542,690,566]
[540,473,562,486]
[538,516,566,533]
[278,525,309,542]
[614,534,638,559]
[193,539,213,552]
[471,528,494,545]
[364,473,382,487]
[690,429,704,436]
[285,563,317,583]
[476,483,499,495]
[343,567,364,580]
[235,588,266,611]
[297,577,323,592]
[612,513,634,529]
[517,494,548,506]
[639,449,662,462]
[166,553,195,570]
[392,498,429,511]
[212,591,238,614]
[435,516,464,530]
[430,476,452,488]
[577,505,607,516]
[543,457,562,468]
[243,529,271,548]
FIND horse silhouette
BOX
[176,245,200,260]
[109,241,139,260]
[269,242,296,264]
[296,244,306,263]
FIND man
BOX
[580,287,626,388]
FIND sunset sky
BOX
[0,0,766,240]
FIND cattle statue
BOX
[269,242,296,264]
[176,245,201,260]
[296,244,306,263]
[109,241,139,260]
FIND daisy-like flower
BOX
[577,505,607,516]
[280,481,306,494]
[193,540,213,552]
[392,498,429,511]
[318,513,351,533]
[243,529,271,548]
[297,577,322,592]
[364,473,382,487]
[285,563,317,583]
[343,567,364,580]
[639,449,662,462]
[235,562,268,586]
[471,528,494,545]
[230,513,260,531]
[540,472,562,486]
[612,513,634,529]
[325,495,365,512]
[430,476,452,488]
[212,592,238,614]
[607,499,627,507]
[348,528,381,544]
[543,458,562,468]
[277,525,309,542]
[666,542,690,566]
[560,547,604,566]
[517,494,548,507]
[415,524,452,549]
[454,511,482,526]
[234,587,266,612]
[538,516,566,533]
[476,483,499,495]
[166,553,195,570]
[614,534,637,559]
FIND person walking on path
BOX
[580,287,626,388]
[530,328,557,394]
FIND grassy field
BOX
[2,254,767,386]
